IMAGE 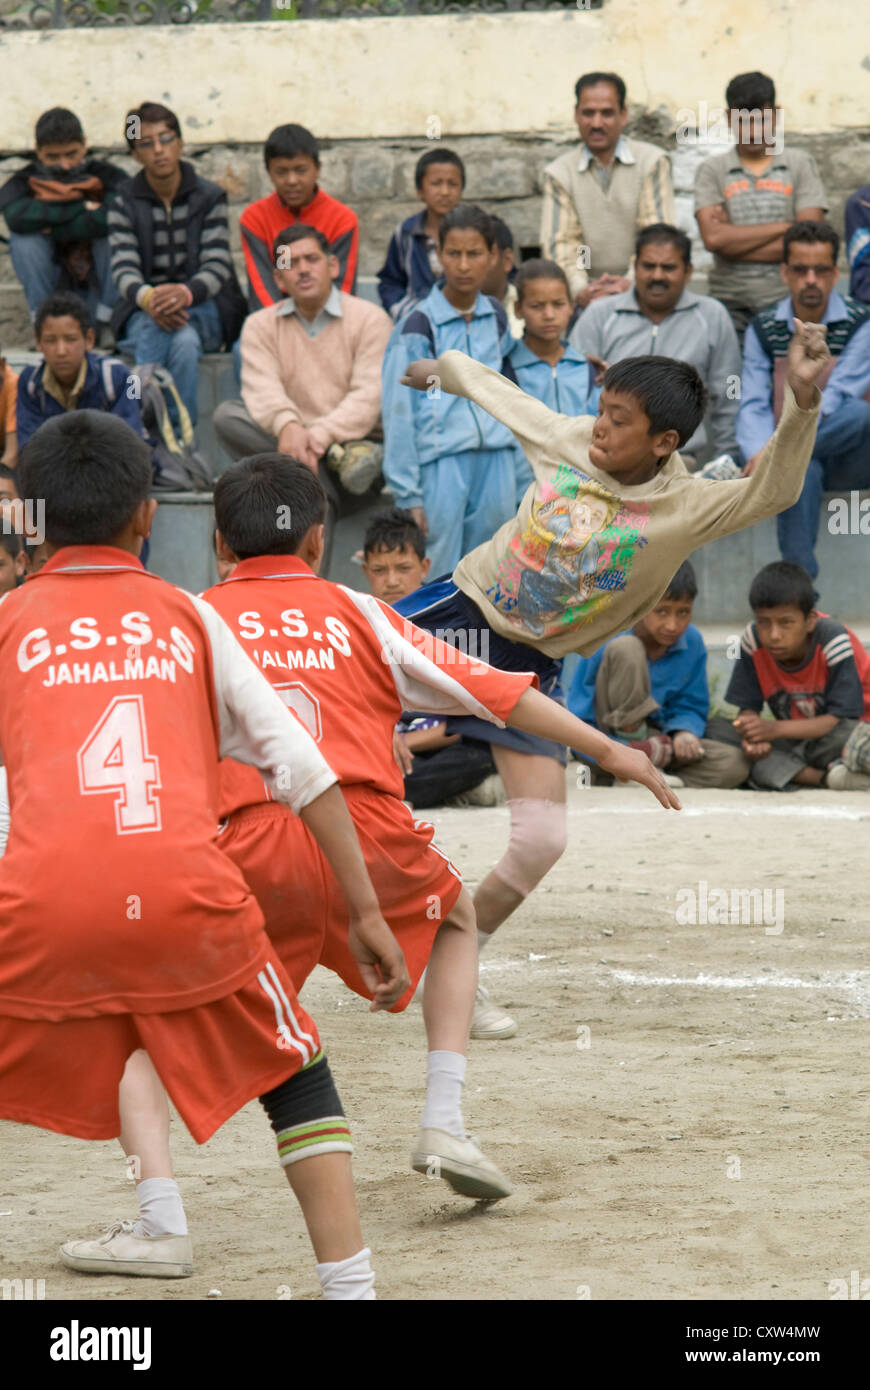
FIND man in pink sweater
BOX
[214,224,393,568]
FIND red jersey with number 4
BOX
[0,547,337,1022]
[203,555,537,818]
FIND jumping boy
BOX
[0,411,409,1297]
[394,319,829,1033]
[377,148,465,321]
[381,204,518,576]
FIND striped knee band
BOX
[276,1117,353,1168]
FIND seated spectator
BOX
[108,101,245,426]
[571,224,741,467]
[738,220,870,583]
[0,355,17,466]
[694,71,826,341]
[0,107,125,338]
[507,259,599,500]
[845,180,870,304]
[480,215,522,336]
[0,531,27,594]
[715,562,870,790]
[213,225,392,571]
[540,70,674,308]
[567,560,749,788]
[381,205,516,576]
[16,293,147,451]
[240,123,358,311]
[377,148,465,321]
[362,507,501,809]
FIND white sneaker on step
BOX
[470,983,517,1039]
[411,1127,513,1200]
[59,1220,194,1277]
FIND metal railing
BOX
[2,0,602,29]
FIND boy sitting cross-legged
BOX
[1,410,408,1298]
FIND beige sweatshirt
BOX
[240,293,393,453]
[439,351,821,659]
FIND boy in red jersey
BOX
[0,410,408,1298]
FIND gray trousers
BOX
[595,633,750,789]
[710,713,857,790]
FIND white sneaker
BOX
[826,761,870,791]
[470,983,517,1039]
[411,1128,513,1200]
[662,772,685,787]
[59,1220,194,1277]
[445,774,506,808]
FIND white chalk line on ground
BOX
[438,802,870,821]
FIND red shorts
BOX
[0,955,320,1144]
[218,787,464,1011]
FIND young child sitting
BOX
[362,508,501,810]
[381,204,518,576]
[505,258,600,503]
[715,561,870,791]
[567,559,749,788]
[377,148,465,322]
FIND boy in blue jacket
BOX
[505,259,600,504]
[377,149,465,322]
[381,205,517,575]
[567,560,749,787]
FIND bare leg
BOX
[119,1048,173,1180]
[283,1153,364,1264]
[422,887,477,1054]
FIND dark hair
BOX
[663,560,697,603]
[438,203,495,250]
[414,147,466,191]
[725,71,776,111]
[487,214,515,254]
[574,71,626,108]
[0,530,22,560]
[35,291,92,339]
[35,107,84,148]
[271,222,330,264]
[748,561,815,616]
[601,356,708,448]
[125,102,181,151]
[514,258,570,303]
[363,508,426,561]
[782,219,839,265]
[0,463,17,485]
[214,454,327,560]
[635,222,692,268]
[264,124,320,167]
[16,411,153,548]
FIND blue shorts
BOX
[395,578,568,765]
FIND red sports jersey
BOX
[239,189,359,309]
[202,555,537,819]
[0,547,337,1022]
[727,614,870,723]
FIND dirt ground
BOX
[2,781,868,1302]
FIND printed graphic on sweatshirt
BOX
[485,466,650,638]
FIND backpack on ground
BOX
[125,362,214,492]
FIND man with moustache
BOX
[738,220,870,581]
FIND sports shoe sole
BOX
[410,1151,512,1201]
[470,1017,518,1040]
[59,1247,194,1278]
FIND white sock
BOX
[421,1050,467,1138]
[133,1177,188,1238]
[316,1246,375,1300]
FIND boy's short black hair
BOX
[726,71,776,111]
[438,203,495,250]
[414,147,465,190]
[487,215,514,254]
[35,107,84,148]
[514,258,570,302]
[35,291,93,339]
[663,559,697,603]
[125,101,181,151]
[601,356,708,449]
[214,454,327,560]
[748,561,815,617]
[635,223,692,268]
[264,124,320,167]
[782,219,839,265]
[0,529,22,560]
[16,411,153,548]
[363,508,426,561]
[574,71,627,108]
[271,223,330,264]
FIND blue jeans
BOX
[119,299,222,425]
[9,231,117,323]
[776,397,870,579]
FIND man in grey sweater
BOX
[570,223,742,465]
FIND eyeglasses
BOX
[136,132,178,152]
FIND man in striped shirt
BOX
[108,102,245,425]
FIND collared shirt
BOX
[276,284,343,340]
[577,135,635,193]
[737,290,870,458]
[42,358,87,411]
